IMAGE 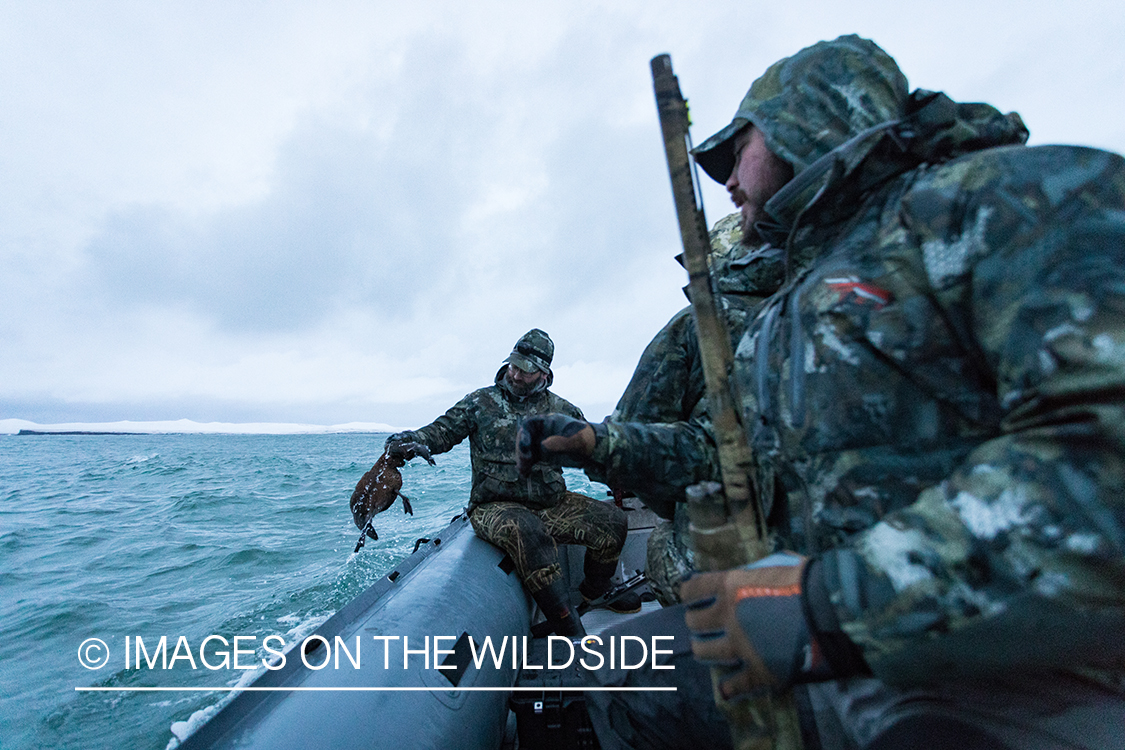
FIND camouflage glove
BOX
[384,431,415,452]
[682,552,831,699]
[516,415,595,477]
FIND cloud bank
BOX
[2,0,1122,427]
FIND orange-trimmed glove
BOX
[682,552,832,699]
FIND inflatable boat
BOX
[177,500,660,750]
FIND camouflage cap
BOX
[693,35,909,183]
[504,328,554,374]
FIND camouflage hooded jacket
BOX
[607,212,785,426]
[599,35,1125,685]
[587,213,783,512]
[403,367,584,512]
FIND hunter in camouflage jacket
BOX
[591,214,784,519]
[397,364,584,513]
[583,35,1125,738]
[595,213,785,605]
[604,212,782,428]
[398,331,631,634]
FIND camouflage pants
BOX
[469,492,628,594]
[644,506,695,606]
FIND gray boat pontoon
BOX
[177,499,660,750]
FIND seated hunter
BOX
[384,328,639,637]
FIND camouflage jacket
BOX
[404,367,584,511]
[607,212,783,425]
[588,214,784,516]
[753,141,1125,685]
[597,38,1125,686]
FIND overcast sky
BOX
[2,0,1123,429]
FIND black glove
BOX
[516,414,593,477]
[384,431,414,451]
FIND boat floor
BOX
[505,498,665,747]
[582,598,663,636]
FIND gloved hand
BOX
[384,431,415,452]
[516,415,595,477]
[682,552,825,699]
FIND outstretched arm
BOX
[390,392,478,457]
[517,413,720,519]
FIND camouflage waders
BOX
[469,491,628,593]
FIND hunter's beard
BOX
[733,193,768,242]
[506,373,542,397]
[739,211,768,245]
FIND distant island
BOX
[16,430,146,436]
[1,419,399,436]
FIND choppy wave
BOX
[1,431,609,749]
[0,434,453,749]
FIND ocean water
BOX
[0,432,607,750]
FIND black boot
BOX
[580,556,642,614]
[531,578,586,638]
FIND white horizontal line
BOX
[75,686,676,692]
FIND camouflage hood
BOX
[694,35,1028,254]
[694,35,909,184]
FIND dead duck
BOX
[350,441,435,553]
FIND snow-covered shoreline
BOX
[0,418,398,436]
